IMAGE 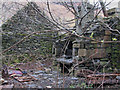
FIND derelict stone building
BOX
[2,2,55,55]
[53,2,120,72]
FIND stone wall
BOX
[2,2,56,56]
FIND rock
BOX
[2,84,14,89]
[35,70,45,74]
[52,71,57,74]
[0,78,5,84]
[46,86,52,88]
[8,70,23,77]
[48,78,54,81]
[28,84,36,88]
[43,77,48,79]
[30,75,39,78]
[22,71,27,74]
[1,80,8,85]
[116,76,120,80]
[45,68,51,73]
[38,86,43,88]
[58,81,62,84]
[71,77,78,80]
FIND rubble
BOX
[1,84,14,89]
[13,76,34,82]
[8,69,23,77]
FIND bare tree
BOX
[0,0,120,88]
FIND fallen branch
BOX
[87,73,120,78]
